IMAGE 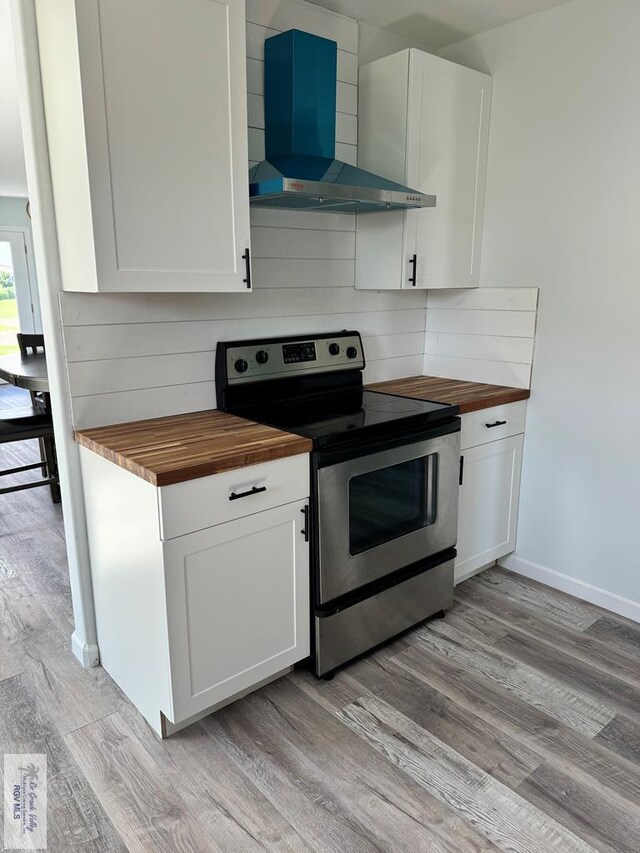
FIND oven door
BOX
[317,428,460,604]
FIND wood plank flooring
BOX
[1,382,639,851]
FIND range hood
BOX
[249,30,436,214]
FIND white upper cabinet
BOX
[356,50,491,290]
[35,0,251,292]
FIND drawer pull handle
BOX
[229,485,266,501]
[486,420,507,429]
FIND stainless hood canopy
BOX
[249,30,436,214]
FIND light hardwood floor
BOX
[1,383,639,852]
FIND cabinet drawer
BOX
[158,454,309,540]
[460,401,527,450]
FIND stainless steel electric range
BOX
[216,331,461,677]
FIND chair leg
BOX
[37,437,47,476]
[42,435,61,504]
[28,390,48,476]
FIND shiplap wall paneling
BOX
[63,317,424,363]
[62,286,427,427]
[59,0,433,430]
[67,343,425,398]
[72,357,424,427]
[247,0,357,291]
[60,287,428,327]
[424,288,539,388]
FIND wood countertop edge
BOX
[75,433,156,483]
[440,387,530,414]
[75,429,312,487]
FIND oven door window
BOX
[348,454,438,556]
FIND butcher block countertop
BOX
[366,376,530,414]
[75,410,312,486]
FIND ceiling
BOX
[0,0,27,197]
[309,0,573,51]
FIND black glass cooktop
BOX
[237,390,459,449]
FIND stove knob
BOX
[234,358,248,373]
[346,346,358,359]
[255,350,269,364]
[328,343,340,356]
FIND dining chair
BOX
[17,332,47,478]
[17,333,45,355]
[0,334,61,502]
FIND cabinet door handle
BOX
[229,485,266,501]
[459,456,464,486]
[408,253,418,286]
[485,420,507,429]
[242,248,252,289]
[301,505,310,542]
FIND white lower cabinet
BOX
[455,425,524,584]
[79,448,310,737]
[164,501,309,723]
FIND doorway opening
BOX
[0,227,42,354]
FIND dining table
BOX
[0,351,49,393]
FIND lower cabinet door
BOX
[455,434,524,583]
[163,500,310,722]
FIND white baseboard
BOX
[500,554,640,624]
[71,632,100,668]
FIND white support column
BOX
[10,0,99,667]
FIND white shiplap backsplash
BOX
[60,0,428,429]
[424,288,539,388]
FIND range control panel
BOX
[283,341,317,364]
[217,331,365,384]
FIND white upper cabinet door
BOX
[406,52,491,289]
[36,0,251,292]
[162,500,310,723]
[356,49,491,290]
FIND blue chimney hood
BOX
[249,30,436,214]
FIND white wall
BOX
[0,0,27,195]
[0,195,30,229]
[443,0,640,606]
[0,194,42,335]
[59,0,433,429]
